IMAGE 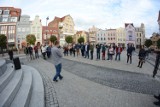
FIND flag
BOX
[46,16,49,20]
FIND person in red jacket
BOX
[115,45,123,61]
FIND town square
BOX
[0,0,160,107]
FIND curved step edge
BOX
[29,66,45,107]
[0,68,23,107]
[10,65,33,107]
[0,63,15,93]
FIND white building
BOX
[30,15,42,45]
[16,15,31,48]
[96,29,107,44]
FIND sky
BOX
[0,0,160,38]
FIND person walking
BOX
[127,44,133,64]
[52,41,63,82]
[115,45,123,61]
[137,46,146,68]
[90,43,94,60]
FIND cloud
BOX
[0,0,160,37]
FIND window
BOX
[101,38,103,40]
[2,17,8,22]
[104,38,105,40]
[108,38,110,40]
[10,17,17,22]
[37,34,40,39]
[140,33,141,37]
[3,10,9,15]
[98,38,99,40]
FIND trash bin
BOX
[13,57,21,70]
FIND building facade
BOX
[96,29,107,44]
[106,29,116,46]
[48,15,75,46]
[42,26,58,45]
[88,25,99,44]
[30,15,42,45]
[135,23,145,48]
[125,23,136,47]
[116,27,126,47]
[0,7,21,48]
[74,31,88,44]
[16,15,31,48]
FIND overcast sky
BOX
[0,0,160,38]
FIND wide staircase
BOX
[0,58,44,107]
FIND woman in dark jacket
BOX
[137,46,146,68]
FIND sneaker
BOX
[154,95,160,100]
[154,101,160,106]
[59,76,63,80]
[53,79,58,82]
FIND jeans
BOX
[35,52,39,59]
[53,63,62,80]
[97,52,100,59]
[127,55,132,64]
[115,53,121,60]
[90,51,93,60]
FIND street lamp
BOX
[58,22,63,42]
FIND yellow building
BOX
[48,14,75,46]
[116,27,126,46]
[74,31,88,43]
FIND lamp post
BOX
[46,16,49,44]
[58,22,63,44]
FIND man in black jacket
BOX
[8,48,13,60]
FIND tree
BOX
[0,34,7,56]
[157,39,160,49]
[50,35,57,44]
[145,39,152,48]
[26,34,36,45]
[78,37,84,44]
[65,36,73,44]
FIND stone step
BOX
[29,66,44,107]
[11,65,33,107]
[0,59,7,76]
[0,69,23,107]
[0,63,15,93]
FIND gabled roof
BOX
[158,10,160,21]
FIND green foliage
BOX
[65,36,73,44]
[0,34,7,48]
[26,34,36,45]
[157,39,160,49]
[145,39,152,48]
[78,37,84,44]
[50,35,57,43]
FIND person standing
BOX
[52,41,63,82]
[96,43,101,60]
[109,46,114,61]
[81,43,85,57]
[127,44,133,64]
[41,44,46,59]
[115,45,123,61]
[8,48,13,60]
[102,44,106,60]
[28,45,34,60]
[137,46,146,68]
[85,43,90,58]
[46,45,51,58]
[153,50,160,78]
[34,45,39,59]
[90,43,94,60]
[72,44,76,57]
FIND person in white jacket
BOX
[41,44,47,59]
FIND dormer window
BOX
[3,10,10,15]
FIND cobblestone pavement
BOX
[47,58,160,95]
[19,57,159,107]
